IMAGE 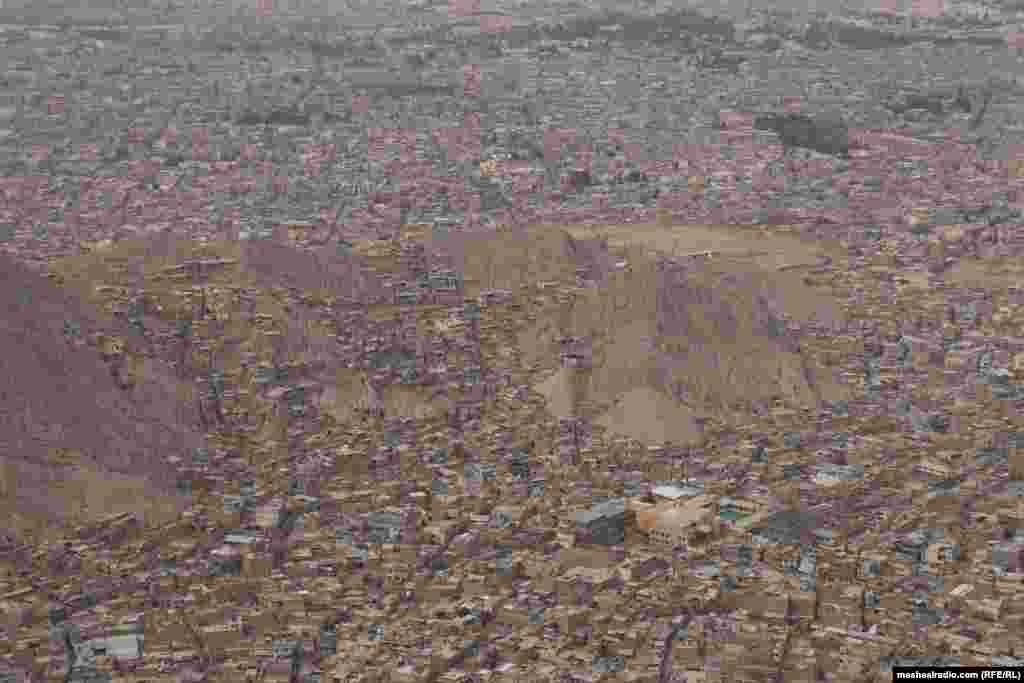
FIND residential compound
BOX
[3,1,1024,682]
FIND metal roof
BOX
[367,510,403,527]
[84,635,141,661]
[575,497,627,525]
[651,485,691,500]
[749,510,823,545]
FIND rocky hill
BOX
[0,251,201,543]
[430,223,850,446]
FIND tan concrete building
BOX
[634,495,716,547]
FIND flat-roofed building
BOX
[650,484,691,502]
[635,495,717,548]
[574,498,633,546]
[718,496,761,525]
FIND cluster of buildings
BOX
[4,199,1024,681]
[3,4,1024,683]
[2,2,1024,267]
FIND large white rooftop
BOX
[651,484,691,500]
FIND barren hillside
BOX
[429,222,851,444]
[0,252,202,543]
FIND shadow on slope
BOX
[427,223,617,295]
[0,252,201,542]
[430,224,850,445]
[53,231,413,431]
[239,238,390,305]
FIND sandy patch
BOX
[595,387,702,446]
[561,221,839,271]
[534,367,579,420]
[1,457,187,544]
[946,257,1024,289]
[522,224,851,444]
[428,224,613,295]
[320,368,448,422]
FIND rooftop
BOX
[749,510,825,546]
[575,498,629,525]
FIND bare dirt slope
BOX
[437,222,851,445]
[946,255,1024,289]
[51,231,451,459]
[320,367,449,423]
[0,252,201,543]
[560,220,838,270]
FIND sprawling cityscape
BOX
[3,0,1024,681]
